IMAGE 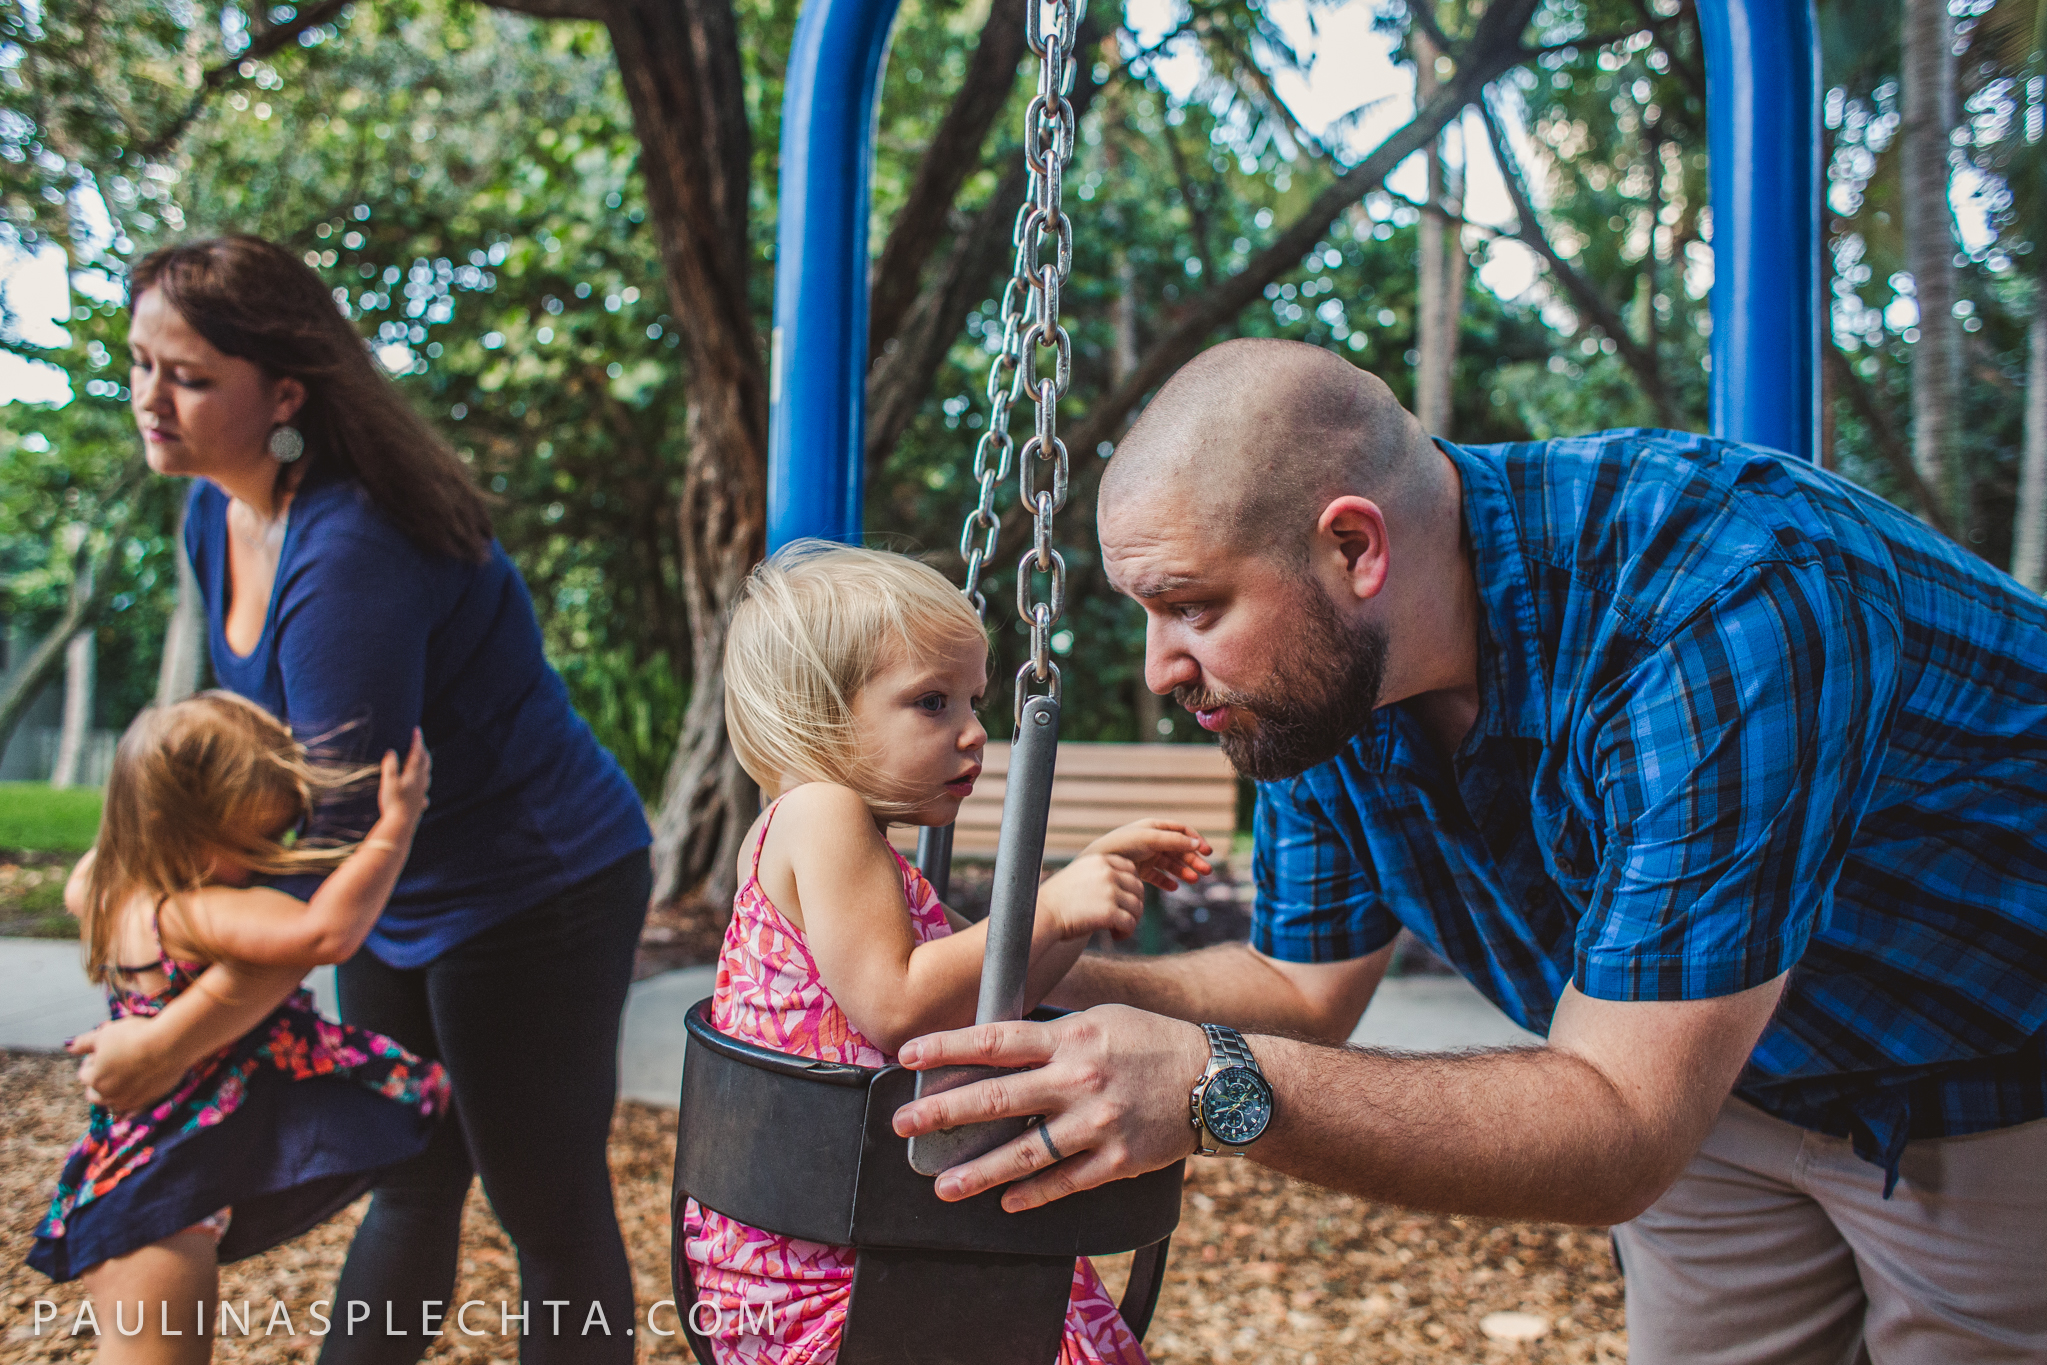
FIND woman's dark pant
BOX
[318,852,651,1365]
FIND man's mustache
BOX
[1172,683,1248,714]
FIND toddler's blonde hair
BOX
[724,540,987,818]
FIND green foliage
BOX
[3,0,2035,817]
[0,781,103,851]
[0,402,182,729]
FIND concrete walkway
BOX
[0,939,341,1051]
[2,939,1539,1109]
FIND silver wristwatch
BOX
[1189,1022,1275,1157]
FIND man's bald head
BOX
[1100,338,1438,564]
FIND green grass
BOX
[0,782,104,853]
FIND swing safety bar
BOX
[766,0,1821,551]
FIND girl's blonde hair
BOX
[724,541,987,818]
[81,691,372,982]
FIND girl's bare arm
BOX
[70,957,309,1111]
[175,731,430,970]
[774,789,1209,1053]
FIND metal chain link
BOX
[951,0,1079,728]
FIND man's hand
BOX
[893,1004,1209,1211]
[897,972,1790,1227]
[69,1016,189,1113]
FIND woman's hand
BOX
[1038,821,1213,942]
[68,1017,189,1113]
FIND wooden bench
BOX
[890,741,1240,861]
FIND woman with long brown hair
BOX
[71,235,652,1364]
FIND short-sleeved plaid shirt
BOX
[1252,430,2047,1180]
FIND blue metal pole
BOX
[1697,0,1822,460]
[767,0,906,550]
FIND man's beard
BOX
[1175,577,1387,781]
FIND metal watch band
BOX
[1201,1023,1257,1070]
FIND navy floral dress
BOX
[30,929,448,1281]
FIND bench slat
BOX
[980,741,1234,779]
[886,741,1239,861]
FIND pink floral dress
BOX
[30,906,448,1281]
[681,799,1149,1365]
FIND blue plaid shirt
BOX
[1253,430,2047,1181]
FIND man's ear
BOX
[1316,495,1390,602]
[271,375,307,427]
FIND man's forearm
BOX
[1248,1035,1687,1226]
[1242,972,1794,1226]
[1046,942,1342,1036]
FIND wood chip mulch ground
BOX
[1,1050,1627,1363]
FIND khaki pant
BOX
[1613,1097,2047,1364]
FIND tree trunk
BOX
[866,0,1030,361]
[1413,30,1466,436]
[596,0,769,911]
[50,563,94,789]
[862,25,1102,481]
[156,496,204,707]
[1902,0,1962,524]
[0,534,119,771]
[1478,98,1676,425]
[2013,291,2047,591]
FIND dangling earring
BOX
[268,424,305,464]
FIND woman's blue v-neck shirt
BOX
[186,470,651,968]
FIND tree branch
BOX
[136,0,359,160]
[865,158,1029,476]
[1162,123,1215,278]
[1478,94,1675,424]
[1824,346,1961,542]
[1404,0,1456,62]
[869,0,1031,360]
[1056,0,1539,458]
[946,0,1542,591]
[865,28,1107,476]
[486,0,608,18]
[1651,0,1708,102]
[1529,27,1643,56]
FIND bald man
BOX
[893,338,2047,1362]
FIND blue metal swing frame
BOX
[765,0,1821,552]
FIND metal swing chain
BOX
[954,0,1078,728]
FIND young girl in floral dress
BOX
[30,691,448,1362]
[682,542,1214,1365]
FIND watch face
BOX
[1201,1065,1273,1146]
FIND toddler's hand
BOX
[1080,820,1214,895]
[376,729,431,835]
[1039,821,1214,943]
[1039,852,1145,942]
[70,1017,184,1113]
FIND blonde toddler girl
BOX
[681,542,1213,1365]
